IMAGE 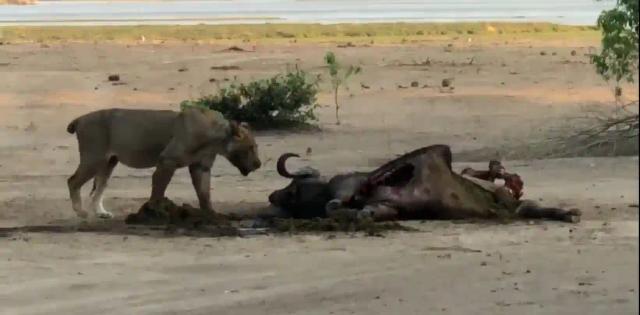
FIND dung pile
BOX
[125,198,239,237]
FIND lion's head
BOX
[224,121,261,176]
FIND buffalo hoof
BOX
[357,208,375,220]
[325,199,343,212]
[325,199,358,220]
[563,208,582,223]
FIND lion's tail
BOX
[66,118,78,134]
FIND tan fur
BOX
[66,107,261,219]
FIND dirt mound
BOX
[125,198,240,236]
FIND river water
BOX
[0,0,616,26]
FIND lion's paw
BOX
[96,210,114,219]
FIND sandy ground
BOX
[0,38,638,314]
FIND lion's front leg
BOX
[189,163,214,212]
[149,159,177,207]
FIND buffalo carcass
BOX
[268,145,581,223]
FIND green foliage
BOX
[591,0,639,87]
[324,51,361,124]
[180,69,319,129]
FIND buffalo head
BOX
[268,153,332,218]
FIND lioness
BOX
[66,107,261,219]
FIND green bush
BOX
[181,69,319,129]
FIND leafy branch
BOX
[324,51,361,125]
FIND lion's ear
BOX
[229,120,243,139]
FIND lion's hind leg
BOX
[89,157,119,219]
[68,161,101,219]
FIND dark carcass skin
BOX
[269,145,581,223]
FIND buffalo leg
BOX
[516,201,581,223]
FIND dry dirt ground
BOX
[0,38,638,314]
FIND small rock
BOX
[108,74,120,82]
[480,261,487,266]
[410,81,419,87]
[441,78,452,87]
[571,50,577,56]
[178,67,188,72]
[540,51,547,56]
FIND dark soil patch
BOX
[0,199,415,239]
[210,65,241,70]
[221,46,251,52]
[268,216,417,237]
[124,198,414,237]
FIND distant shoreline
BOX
[0,22,600,44]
